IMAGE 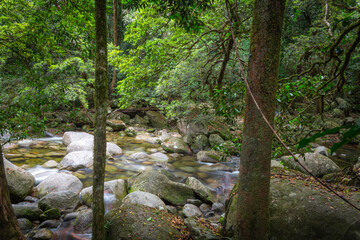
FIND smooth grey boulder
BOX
[58,151,93,171]
[129,152,149,160]
[4,159,35,202]
[131,170,195,205]
[223,178,360,240]
[149,152,169,162]
[17,218,33,234]
[79,179,127,208]
[62,131,93,146]
[281,153,340,177]
[42,160,58,168]
[182,204,203,218]
[66,138,122,157]
[314,146,330,157]
[185,177,213,203]
[38,191,79,212]
[35,173,83,198]
[161,136,192,155]
[74,209,93,233]
[121,191,166,210]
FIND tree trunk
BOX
[92,0,108,239]
[236,0,285,239]
[0,147,25,240]
[110,0,123,95]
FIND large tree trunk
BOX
[236,0,285,239]
[0,147,24,240]
[92,0,108,239]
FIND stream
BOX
[4,132,239,201]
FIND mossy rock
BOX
[105,204,188,240]
[40,208,61,220]
[223,177,360,240]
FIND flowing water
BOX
[4,132,238,200]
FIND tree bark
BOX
[110,0,123,95]
[92,0,108,239]
[236,0,285,239]
[0,146,25,240]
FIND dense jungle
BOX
[1,0,360,239]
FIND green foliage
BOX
[298,119,360,154]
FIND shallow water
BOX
[4,132,238,202]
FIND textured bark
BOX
[0,147,25,240]
[236,0,285,239]
[92,0,108,239]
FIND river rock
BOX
[79,179,127,208]
[197,150,222,163]
[185,217,221,240]
[38,219,61,229]
[73,209,93,233]
[62,132,93,146]
[324,118,343,129]
[38,191,79,212]
[129,152,149,160]
[42,160,58,168]
[161,136,192,154]
[182,204,203,218]
[35,173,83,198]
[12,204,43,221]
[145,111,167,129]
[4,159,35,202]
[314,146,330,157]
[185,177,213,203]
[106,119,126,131]
[124,127,137,137]
[17,218,33,234]
[198,163,233,172]
[149,152,169,162]
[105,204,182,240]
[223,178,360,240]
[33,228,53,240]
[40,208,61,220]
[58,151,93,171]
[66,138,122,157]
[209,134,225,147]
[281,153,340,177]
[121,191,166,210]
[131,170,195,205]
[109,111,131,124]
[191,134,209,152]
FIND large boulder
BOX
[105,204,184,240]
[106,119,126,131]
[185,177,213,203]
[79,179,127,208]
[34,173,83,198]
[281,153,340,177]
[131,170,195,205]
[66,138,122,157]
[223,178,360,240]
[58,151,93,171]
[145,111,167,129]
[4,159,35,202]
[62,131,93,146]
[38,191,79,212]
[108,111,131,124]
[161,137,192,155]
[182,204,203,218]
[209,134,225,147]
[121,191,166,210]
[177,119,231,140]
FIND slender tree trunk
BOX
[236,0,285,239]
[0,146,25,240]
[110,0,123,95]
[92,0,108,239]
